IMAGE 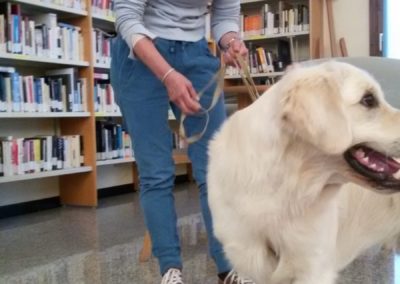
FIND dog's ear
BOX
[280,68,352,154]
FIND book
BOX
[46,68,79,112]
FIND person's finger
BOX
[231,39,242,53]
[187,83,200,102]
[177,97,192,115]
[240,45,249,57]
[226,49,242,69]
[223,52,234,65]
[183,89,201,113]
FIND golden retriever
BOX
[208,61,400,284]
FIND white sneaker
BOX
[161,268,184,284]
[222,270,256,284]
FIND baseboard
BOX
[0,196,61,219]
[97,184,135,199]
[0,175,191,219]
[0,184,135,220]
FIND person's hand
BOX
[220,34,248,67]
[163,70,201,115]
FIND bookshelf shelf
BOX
[94,62,111,70]
[92,13,115,23]
[8,0,87,16]
[96,157,135,166]
[243,31,310,41]
[95,112,122,117]
[0,53,89,67]
[225,72,284,79]
[0,112,91,118]
[0,166,92,184]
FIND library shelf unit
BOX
[90,2,139,190]
[0,0,99,207]
[223,0,323,106]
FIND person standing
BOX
[111,1,252,283]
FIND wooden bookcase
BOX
[0,0,200,208]
[224,0,323,107]
[0,0,107,207]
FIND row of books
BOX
[94,73,119,114]
[240,2,309,37]
[226,48,278,76]
[93,29,113,66]
[0,5,83,60]
[226,39,292,77]
[92,0,114,18]
[0,67,87,113]
[96,120,133,161]
[0,135,83,177]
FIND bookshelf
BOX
[0,0,108,207]
[225,0,322,90]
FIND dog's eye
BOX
[360,93,378,108]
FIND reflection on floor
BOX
[0,182,398,284]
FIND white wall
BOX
[322,0,369,57]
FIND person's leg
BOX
[110,36,181,275]
[171,39,231,274]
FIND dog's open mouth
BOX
[344,145,400,188]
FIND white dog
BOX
[208,61,400,284]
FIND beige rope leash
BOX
[179,54,260,144]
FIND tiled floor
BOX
[0,182,399,284]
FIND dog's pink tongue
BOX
[365,150,400,174]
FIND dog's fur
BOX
[208,62,400,284]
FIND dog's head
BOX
[279,61,400,193]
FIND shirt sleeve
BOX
[211,0,241,44]
[114,0,156,49]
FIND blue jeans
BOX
[110,36,231,275]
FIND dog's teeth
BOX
[355,149,365,158]
[377,167,385,172]
[370,163,377,169]
[393,169,400,180]
[361,157,369,163]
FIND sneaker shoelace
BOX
[161,268,184,284]
[223,270,255,284]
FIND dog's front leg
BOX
[292,270,336,284]
[279,194,339,284]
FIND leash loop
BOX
[179,54,260,144]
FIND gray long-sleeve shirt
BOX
[114,0,240,48]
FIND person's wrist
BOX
[220,33,242,52]
[161,68,175,84]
